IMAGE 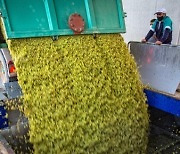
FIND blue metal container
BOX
[0,104,8,128]
[144,89,180,117]
[0,0,126,39]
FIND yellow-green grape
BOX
[7,34,149,154]
[5,98,23,111]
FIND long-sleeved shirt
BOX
[145,16,172,44]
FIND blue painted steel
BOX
[144,89,180,117]
[0,0,126,39]
[0,105,8,128]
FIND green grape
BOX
[6,34,149,154]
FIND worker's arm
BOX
[159,28,171,43]
[144,30,154,41]
[155,28,171,45]
[142,20,157,43]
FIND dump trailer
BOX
[0,0,131,153]
[0,0,125,126]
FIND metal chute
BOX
[129,41,180,95]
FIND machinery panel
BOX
[4,81,22,99]
[129,42,180,95]
[0,0,126,39]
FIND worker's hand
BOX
[141,38,147,43]
[155,41,162,45]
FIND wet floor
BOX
[147,107,180,154]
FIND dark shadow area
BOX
[0,28,5,43]
[147,106,180,154]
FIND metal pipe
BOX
[177,26,180,45]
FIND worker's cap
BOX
[154,8,167,14]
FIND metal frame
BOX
[0,48,22,99]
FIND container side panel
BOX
[4,0,49,31]
[92,0,120,28]
[54,0,88,30]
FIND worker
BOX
[142,8,172,45]
[150,19,156,27]
[148,19,157,43]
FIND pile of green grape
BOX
[8,34,149,154]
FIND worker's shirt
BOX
[151,16,172,44]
